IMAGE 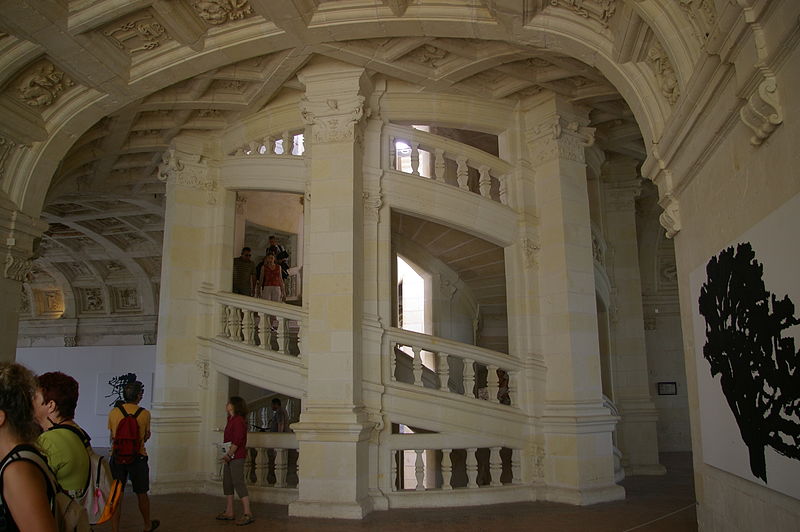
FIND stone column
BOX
[149,136,221,490]
[0,192,48,360]
[601,156,665,475]
[523,93,623,504]
[288,61,375,519]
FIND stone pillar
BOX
[601,156,665,475]
[523,93,623,504]
[288,61,375,519]
[0,193,47,360]
[149,136,221,491]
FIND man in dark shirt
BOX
[232,247,256,296]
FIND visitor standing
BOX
[107,381,159,532]
[217,396,253,526]
[232,247,256,296]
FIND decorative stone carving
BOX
[192,0,253,25]
[4,254,32,282]
[739,76,783,146]
[533,444,545,479]
[63,261,92,278]
[158,148,184,182]
[646,41,680,106]
[80,288,104,312]
[235,193,247,214]
[16,62,74,108]
[196,359,209,389]
[158,149,218,204]
[116,287,140,310]
[143,333,156,345]
[527,114,595,164]
[658,194,681,239]
[678,0,717,45]
[0,137,27,180]
[407,45,448,67]
[19,287,30,315]
[521,237,540,269]
[363,179,383,223]
[548,0,617,28]
[104,13,171,54]
[591,230,605,266]
[299,96,369,145]
[643,315,657,331]
[64,336,77,348]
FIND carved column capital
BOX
[526,110,595,165]
[0,195,48,282]
[299,94,370,145]
[158,147,218,204]
[658,194,681,239]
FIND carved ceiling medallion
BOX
[15,61,74,108]
[104,13,171,54]
[192,0,254,25]
[549,0,617,28]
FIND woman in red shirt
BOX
[217,397,253,526]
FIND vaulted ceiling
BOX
[0,0,664,339]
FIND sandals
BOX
[216,512,235,521]
[144,520,161,532]
[236,514,255,526]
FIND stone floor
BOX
[98,453,696,532]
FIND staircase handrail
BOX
[384,124,513,177]
[386,327,522,372]
[205,290,307,322]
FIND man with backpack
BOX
[107,381,159,532]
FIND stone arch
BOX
[1,12,689,217]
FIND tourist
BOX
[0,362,57,531]
[232,247,256,296]
[34,372,90,493]
[217,396,253,526]
[107,381,159,532]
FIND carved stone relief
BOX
[363,186,383,223]
[35,289,63,316]
[0,137,27,180]
[196,359,209,389]
[114,287,140,311]
[548,0,617,28]
[527,114,595,164]
[19,287,30,315]
[646,41,680,106]
[80,288,104,312]
[407,45,449,68]
[521,237,541,270]
[678,0,717,45]
[4,254,32,282]
[299,95,369,145]
[64,336,77,348]
[658,194,681,238]
[104,12,171,54]
[192,0,254,25]
[740,76,783,146]
[15,61,74,108]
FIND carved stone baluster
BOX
[456,155,469,190]
[414,449,425,491]
[295,451,300,489]
[507,370,516,406]
[276,317,288,354]
[499,175,508,205]
[232,308,242,342]
[282,130,291,155]
[490,447,502,486]
[466,448,478,488]
[437,352,449,392]
[410,142,420,176]
[512,448,521,484]
[220,304,229,338]
[390,344,397,381]
[441,449,453,490]
[257,312,268,349]
[487,364,499,403]
[389,137,397,170]
[255,447,268,486]
[412,346,423,386]
[463,358,475,398]
[275,448,287,488]
[434,148,445,181]
[242,310,255,345]
[478,165,491,198]
[392,450,398,491]
[265,136,274,155]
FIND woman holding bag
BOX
[217,396,253,526]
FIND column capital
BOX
[524,96,595,165]
[157,146,218,204]
[297,61,373,145]
[0,193,48,282]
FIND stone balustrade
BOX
[387,433,521,492]
[229,130,306,157]
[386,327,520,406]
[212,431,299,490]
[384,124,512,206]
[214,291,305,358]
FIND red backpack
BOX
[112,406,143,465]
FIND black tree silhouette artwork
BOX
[106,372,138,407]
[698,242,800,482]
